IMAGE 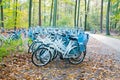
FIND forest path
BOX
[87,32,120,61]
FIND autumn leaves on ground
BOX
[0,37,120,80]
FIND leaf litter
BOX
[0,37,120,80]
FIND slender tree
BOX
[0,0,4,28]
[84,0,90,31]
[29,0,32,28]
[106,0,111,35]
[74,0,77,27]
[38,0,41,26]
[114,1,119,28]
[14,0,18,30]
[84,0,87,31]
[76,0,81,28]
[44,0,46,24]
[87,0,90,29]
[49,0,54,26]
[100,0,103,33]
[53,0,57,27]
[32,0,35,26]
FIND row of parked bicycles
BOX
[0,30,22,47]
[0,27,89,66]
[28,27,89,66]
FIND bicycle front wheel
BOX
[32,47,51,66]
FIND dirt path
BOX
[88,33,120,52]
[87,33,120,61]
[0,37,120,80]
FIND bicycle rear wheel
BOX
[32,47,51,66]
[68,46,86,65]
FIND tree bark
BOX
[49,0,53,26]
[0,0,4,28]
[53,0,57,27]
[29,0,32,28]
[114,1,119,28]
[38,0,41,26]
[43,0,46,24]
[14,0,18,30]
[76,0,80,28]
[84,0,87,31]
[84,0,90,31]
[87,0,90,29]
[32,1,35,26]
[74,0,77,27]
[100,0,103,33]
[106,0,111,35]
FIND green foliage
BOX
[57,16,73,27]
[0,47,8,61]
[0,39,23,62]
[0,0,28,29]
[110,0,120,33]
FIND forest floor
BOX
[0,36,120,80]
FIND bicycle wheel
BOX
[28,41,42,53]
[68,46,86,65]
[48,46,57,60]
[32,47,51,66]
[31,42,42,53]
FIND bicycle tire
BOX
[68,46,86,65]
[31,47,52,66]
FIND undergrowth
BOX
[0,39,24,61]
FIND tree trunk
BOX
[44,0,46,25]
[32,1,35,26]
[38,0,41,26]
[74,0,77,27]
[80,16,82,27]
[49,0,53,26]
[100,0,103,33]
[53,0,57,27]
[86,0,90,30]
[84,0,90,31]
[76,0,80,28]
[0,0,4,28]
[114,1,119,28]
[29,0,32,28]
[84,0,87,31]
[14,0,18,30]
[106,0,111,35]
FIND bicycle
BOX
[31,31,89,66]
